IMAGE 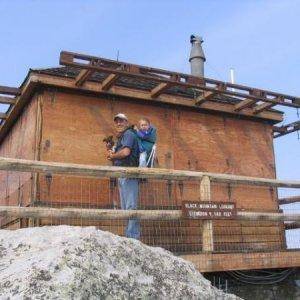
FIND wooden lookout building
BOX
[0,45,299,273]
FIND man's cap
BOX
[114,113,128,121]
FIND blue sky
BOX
[0,1,299,193]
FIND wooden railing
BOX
[0,157,299,253]
[0,157,299,187]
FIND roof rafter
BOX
[0,96,16,105]
[59,51,300,111]
[101,73,119,91]
[0,85,20,96]
[151,82,172,98]
[195,91,216,105]
[234,98,258,112]
[278,195,300,205]
[74,59,103,86]
[0,85,19,128]
[234,90,265,112]
[0,113,7,120]
[273,120,300,138]
[253,102,276,114]
[253,96,284,114]
[75,69,95,86]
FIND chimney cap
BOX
[189,34,206,63]
[190,34,203,44]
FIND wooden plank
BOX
[214,234,281,243]
[151,82,171,98]
[0,113,7,120]
[142,235,202,245]
[141,225,280,236]
[273,121,300,138]
[253,102,276,114]
[200,176,214,252]
[241,226,280,235]
[75,69,94,86]
[141,220,200,228]
[101,73,119,91]
[237,211,300,221]
[180,250,300,272]
[39,218,127,227]
[254,96,284,114]
[0,156,299,187]
[0,96,16,105]
[279,195,300,205]
[285,222,300,230]
[144,242,202,253]
[0,206,182,220]
[141,226,203,236]
[38,218,126,231]
[234,98,258,111]
[214,220,281,227]
[1,206,300,221]
[195,91,216,105]
[0,85,20,96]
[213,226,280,235]
[214,241,282,252]
[0,218,22,229]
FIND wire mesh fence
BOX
[0,165,299,260]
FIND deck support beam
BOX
[180,251,300,272]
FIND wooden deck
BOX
[180,250,300,272]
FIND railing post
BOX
[200,176,214,252]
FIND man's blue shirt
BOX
[114,128,139,167]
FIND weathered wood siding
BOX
[0,95,39,228]
[36,89,284,252]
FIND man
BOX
[107,113,140,239]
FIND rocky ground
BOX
[0,225,241,299]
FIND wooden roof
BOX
[32,66,256,106]
[0,50,299,144]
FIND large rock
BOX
[0,226,240,299]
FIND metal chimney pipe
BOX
[189,35,206,77]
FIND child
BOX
[136,117,157,167]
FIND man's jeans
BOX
[118,178,140,239]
